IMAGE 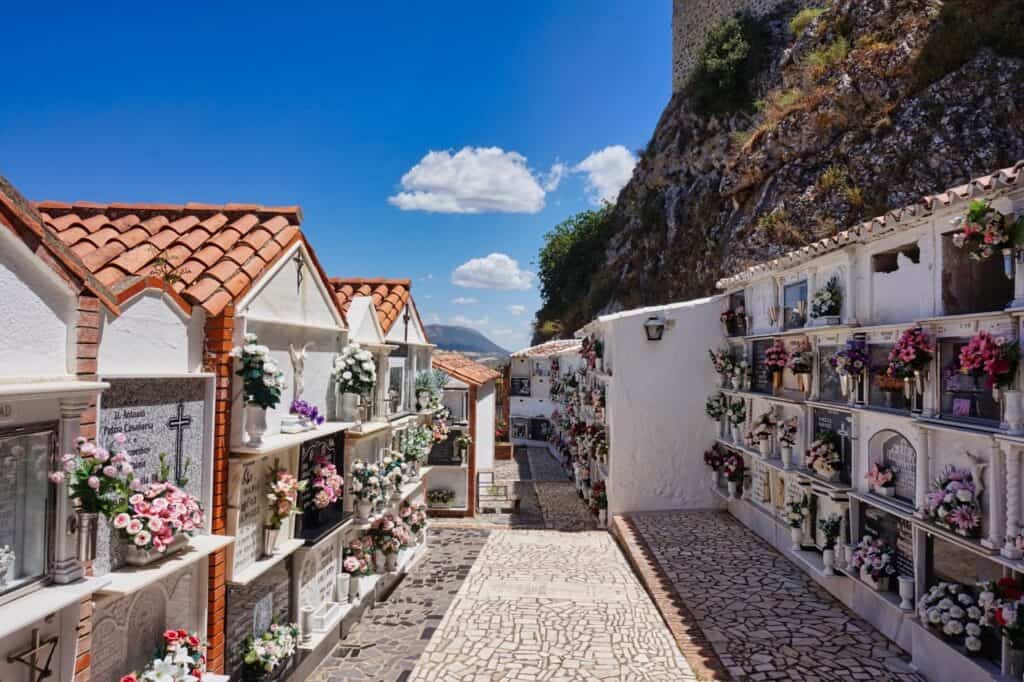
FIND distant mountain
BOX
[425,325,509,358]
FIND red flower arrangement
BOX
[722,451,744,482]
[764,339,789,370]
[957,330,1020,389]
[887,327,934,378]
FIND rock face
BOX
[539,0,1024,337]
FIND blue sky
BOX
[1,2,670,350]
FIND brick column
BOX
[204,306,235,673]
[74,597,93,682]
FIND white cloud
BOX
[450,314,489,327]
[425,312,441,324]
[574,145,637,204]
[506,304,526,316]
[389,147,552,214]
[451,296,478,305]
[451,253,534,291]
[543,162,568,192]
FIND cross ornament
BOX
[167,400,193,485]
[293,252,305,293]
[6,628,58,682]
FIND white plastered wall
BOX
[99,291,205,375]
[475,381,495,472]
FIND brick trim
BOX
[203,306,235,673]
[610,514,727,681]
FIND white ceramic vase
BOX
[727,481,738,498]
[340,392,361,423]
[598,509,607,528]
[336,573,350,603]
[897,575,914,611]
[357,500,372,523]
[1004,389,1024,434]
[758,438,771,457]
[245,404,267,447]
[790,527,802,551]
[385,552,398,572]
[780,446,792,469]
[822,548,835,576]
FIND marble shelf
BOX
[0,378,109,399]
[231,421,355,458]
[344,421,391,438]
[720,388,808,406]
[738,323,857,341]
[96,534,234,598]
[0,576,112,640]
[227,538,305,586]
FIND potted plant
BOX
[726,399,746,443]
[830,339,868,402]
[865,462,896,497]
[241,622,300,682]
[350,459,382,523]
[786,340,814,395]
[752,411,776,457]
[848,536,896,591]
[806,431,841,482]
[342,537,375,601]
[924,465,981,537]
[454,433,473,463]
[265,468,305,557]
[333,342,377,422]
[886,327,934,411]
[765,339,789,393]
[48,432,134,563]
[784,498,807,550]
[778,418,798,468]
[708,348,735,388]
[818,514,841,576]
[231,333,285,446]
[809,276,842,326]
[723,451,744,498]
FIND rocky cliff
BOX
[535,0,1024,340]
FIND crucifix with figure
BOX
[167,400,193,485]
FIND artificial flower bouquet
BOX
[778,418,799,448]
[350,459,382,504]
[786,340,814,375]
[289,399,325,427]
[806,431,841,480]
[241,622,300,680]
[703,445,725,471]
[402,425,434,464]
[399,501,428,536]
[370,512,411,555]
[830,339,868,377]
[310,454,343,509]
[382,454,406,493]
[589,481,608,513]
[752,411,776,441]
[849,535,896,586]
[722,451,744,483]
[266,468,306,529]
[764,339,789,372]
[886,327,934,379]
[343,537,375,575]
[427,488,456,507]
[726,399,746,426]
[432,410,451,443]
[817,514,841,549]
[333,342,377,395]
[48,432,134,515]
[925,466,981,537]
[951,198,1023,261]
[231,333,286,410]
[979,577,1024,653]
[705,393,727,421]
[113,477,204,555]
[784,499,806,529]
[709,348,735,376]
[120,629,206,682]
[919,582,983,650]
[865,461,896,495]
[957,330,1019,390]
[809,276,842,319]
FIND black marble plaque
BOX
[868,344,908,411]
[813,408,852,484]
[295,432,346,544]
[510,377,531,397]
[751,339,772,394]
[428,431,460,466]
[817,345,842,403]
[861,505,913,578]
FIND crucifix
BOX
[167,400,193,485]
[6,628,58,682]
[293,252,305,293]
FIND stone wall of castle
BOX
[672,0,793,92]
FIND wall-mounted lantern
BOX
[643,315,666,341]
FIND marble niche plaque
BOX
[227,458,271,577]
[94,377,209,574]
[226,562,291,674]
[296,533,342,610]
[880,432,916,503]
[296,432,346,543]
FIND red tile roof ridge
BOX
[432,351,501,386]
[35,200,303,222]
[329,277,413,286]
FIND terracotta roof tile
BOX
[717,160,1024,289]
[511,339,582,358]
[328,278,413,334]
[432,351,500,386]
[35,200,312,317]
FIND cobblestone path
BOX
[307,528,490,682]
[409,530,696,682]
[630,510,925,682]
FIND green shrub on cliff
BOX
[686,14,770,115]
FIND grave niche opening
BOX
[867,344,908,411]
[295,432,347,544]
[817,344,842,403]
[813,408,853,484]
[939,338,1000,425]
[859,505,913,580]
[750,339,772,394]
[941,232,1012,315]
[868,429,916,504]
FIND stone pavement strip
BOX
[409,530,697,682]
[307,528,490,682]
[628,510,926,682]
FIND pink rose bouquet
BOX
[310,455,343,510]
[114,481,204,553]
[266,468,306,529]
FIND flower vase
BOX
[897,575,914,611]
[1005,644,1024,677]
[771,370,782,394]
[598,509,607,528]
[727,481,739,498]
[349,574,365,601]
[374,550,386,573]
[780,446,792,469]
[822,548,835,576]
[385,552,398,572]
[859,566,889,592]
[336,573,350,603]
[416,389,432,411]
[1004,389,1024,434]
[844,543,858,572]
[262,527,279,557]
[245,404,268,447]
[758,438,771,457]
[903,377,913,401]
[790,527,802,551]
[75,511,100,563]
[797,373,811,397]
[356,500,372,523]
[340,392,361,423]
[839,374,850,398]
[731,425,742,443]
[876,485,895,497]
[124,533,188,567]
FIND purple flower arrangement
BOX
[290,399,325,426]
[925,466,981,537]
[829,339,869,376]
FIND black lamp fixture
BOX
[643,315,666,341]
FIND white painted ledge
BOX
[96,534,234,597]
[0,576,112,640]
[0,379,109,399]
[228,538,305,586]
[231,421,355,457]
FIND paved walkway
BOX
[409,530,696,681]
[307,528,490,682]
[629,510,924,682]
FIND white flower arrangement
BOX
[333,342,377,395]
[809,276,842,318]
[230,333,286,409]
[242,622,299,675]
[918,581,983,649]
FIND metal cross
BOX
[166,400,193,484]
[293,252,305,292]
[6,628,58,682]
